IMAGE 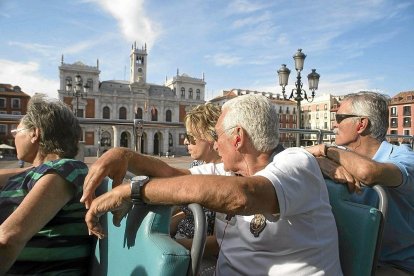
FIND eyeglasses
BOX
[11,128,29,138]
[335,114,364,124]
[211,126,237,141]
[184,133,197,145]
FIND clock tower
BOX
[130,42,147,84]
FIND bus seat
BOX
[325,179,387,276]
[89,178,207,276]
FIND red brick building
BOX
[0,83,31,145]
[388,91,414,144]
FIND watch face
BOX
[131,175,148,182]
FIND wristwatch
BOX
[130,175,150,205]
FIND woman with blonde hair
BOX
[171,103,226,275]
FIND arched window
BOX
[181,87,185,98]
[166,110,172,122]
[151,107,158,121]
[119,107,127,119]
[189,88,193,99]
[196,89,200,100]
[103,106,110,119]
[135,108,143,119]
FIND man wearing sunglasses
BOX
[81,94,342,275]
[306,91,414,275]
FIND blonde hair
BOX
[185,103,221,142]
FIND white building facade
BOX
[58,43,206,156]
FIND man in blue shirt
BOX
[306,91,414,275]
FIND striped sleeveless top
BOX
[0,159,92,275]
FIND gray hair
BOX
[21,94,81,158]
[222,94,279,152]
[344,91,390,141]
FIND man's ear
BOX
[356,118,369,134]
[234,127,243,148]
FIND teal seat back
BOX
[325,179,385,276]
[90,178,206,276]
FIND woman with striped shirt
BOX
[0,94,91,275]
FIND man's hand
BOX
[316,157,362,193]
[305,144,325,158]
[81,148,131,209]
[85,183,132,239]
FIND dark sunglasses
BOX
[335,114,363,124]
[184,133,197,144]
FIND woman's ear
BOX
[31,128,40,143]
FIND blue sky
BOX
[0,0,413,100]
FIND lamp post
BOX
[133,119,144,153]
[277,49,320,147]
[96,127,103,157]
[65,74,89,117]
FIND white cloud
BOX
[206,53,242,67]
[227,0,269,14]
[0,59,59,99]
[92,0,161,48]
[8,41,56,58]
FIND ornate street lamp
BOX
[133,119,144,153]
[277,49,320,146]
[65,74,89,117]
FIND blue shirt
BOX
[352,141,414,272]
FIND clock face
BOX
[138,67,143,73]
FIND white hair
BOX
[222,94,279,152]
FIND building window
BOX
[390,130,397,135]
[169,133,173,147]
[173,88,176,96]
[151,107,158,121]
[286,107,290,114]
[0,98,5,108]
[279,106,283,113]
[403,106,411,116]
[316,105,319,111]
[308,106,311,111]
[12,111,21,115]
[181,87,185,98]
[324,104,327,110]
[404,130,410,135]
[0,124,6,134]
[189,88,193,99]
[293,107,296,114]
[135,108,143,119]
[324,122,328,129]
[403,117,411,127]
[166,110,172,122]
[87,79,93,91]
[390,118,398,128]
[11,98,21,109]
[390,107,397,116]
[316,113,319,119]
[119,107,127,119]
[103,106,110,119]
[196,89,200,100]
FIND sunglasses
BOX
[11,127,29,138]
[335,114,363,124]
[184,133,197,144]
[210,126,237,142]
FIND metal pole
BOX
[297,100,301,147]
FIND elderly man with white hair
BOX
[82,94,342,275]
